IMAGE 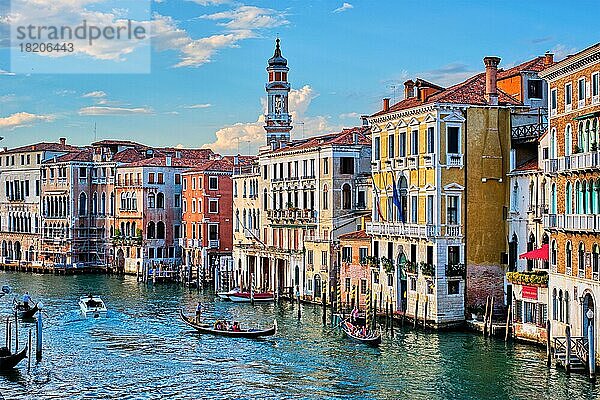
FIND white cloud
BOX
[417,63,475,87]
[203,85,340,154]
[82,91,107,98]
[551,44,578,61]
[0,69,15,76]
[184,103,212,109]
[339,112,360,119]
[187,0,231,4]
[200,6,289,30]
[78,106,153,115]
[0,112,55,130]
[333,3,353,13]
[0,94,17,103]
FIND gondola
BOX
[179,310,277,338]
[13,300,39,319]
[342,321,382,346]
[0,346,27,370]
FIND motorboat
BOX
[228,292,274,303]
[216,287,240,301]
[79,295,107,318]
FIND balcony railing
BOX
[244,228,259,239]
[422,154,436,168]
[208,240,220,249]
[366,221,437,239]
[267,209,317,223]
[407,156,418,169]
[511,122,547,143]
[546,152,600,174]
[446,153,463,167]
[445,225,462,237]
[544,213,600,232]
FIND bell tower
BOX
[265,38,292,149]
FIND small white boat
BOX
[229,292,274,303]
[217,287,240,301]
[79,295,107,318]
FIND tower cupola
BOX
[264,38,292,150]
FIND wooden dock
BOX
[0,262,111,275]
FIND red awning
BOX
[519,243,549,261]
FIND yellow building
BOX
[367,57,520,327]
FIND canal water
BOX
[0,272,596,400]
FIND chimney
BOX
[382,98,390,112]
[483,56,501,106]
[544,52,554,66]
[175,150,182,158]
[234,155,239,165]
[165,156,172,167]
[353,131,359,144]
[404,80,415,99]
[59,137,66,146]
[361,115,370,127]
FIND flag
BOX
[392,178,404,223]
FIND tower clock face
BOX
[274,96,283,114]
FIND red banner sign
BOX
[522,285,538,300]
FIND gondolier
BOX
[22,292,32,310]
[195,302,203,322]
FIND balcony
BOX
[444,225,462,237]
[394,158,406,169]
[511,122,547,144]
[527,204,548,220]
[407,156,418,169]
[208,240,220,249]
[544,159,558,174]
[446,153,463,167]
[366,221,437,239]
[546,151,600,174]
[267,209,317,224]
[422,154,436,168]
[544,213,600,232]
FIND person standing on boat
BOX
[351,306,359,322]
[195,302,203,322]
[22,292,32,310]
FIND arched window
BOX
[594,244,600,280]
[101,192,106,215]
[126,222,131,237]
[183,199,187,213]
[323,185,329,210]
[511,181,519,211]
[233,181,238,198]
[92,192,98,215]
[566,241,572,274]
[551,183,557,214]
[132,222,136,237]
[192,199,196,213]
[314,275,322,298]
[551,240,557,267]
[131,193,137,210]
[126,193,131,210]
[147,222,155,239]
[583,181,588,213]
[550,128,557,158]
[121,193,126,210]
[559,289,564,322]
[156,193,165,209]
[148,193,155,208]
[566,182,572,214]
[110,192,115,215]
[565,291,570,324]
[565,124,572,156]
[156,221,165,239]
[578,122,585,152]
[79,192,87,216]
[576,181,582,213]
[579,242,586,276]
[235,210,240,232]
[243,182,247,198]
[243,210,247,228]
[342,184,352,210]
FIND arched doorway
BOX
[527,233,535,271]
[583,292,595,341]
[116,249,125,273]
[509,233,518,272]
[14,242,21,261]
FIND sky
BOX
[0,0,599,154]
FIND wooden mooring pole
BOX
[322,291,326,325]
[589,320,596,380]
[565,325,571,373]
[505,305,511,342]
[36,311,42,361]
[483,296,490,337]
[413,294,419,329]
[546,319,552,367]
[14,312,18,352]
[28,329,32,371]
[488,296,495,336]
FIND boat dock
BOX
[0,262,110,275]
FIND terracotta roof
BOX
[223,155,258,165]
[184,158,234,174]
[1,142,80,155]
[122,156,201,168]
[112,147,146,163]
[91,140,149,149]
[339,230,369,240]
[47,148,93,163]
[155,148,215,159]
[371,69,523,118]
[497,57,551,80]
[514,159,539,172]
[265,126,371,155]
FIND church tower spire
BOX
[265,38,292,149]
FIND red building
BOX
[181,158,235,285]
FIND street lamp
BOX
[587,308,594,323]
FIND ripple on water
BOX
[0,273,596,400]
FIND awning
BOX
[519,243,549,261]
[574,111,600,120]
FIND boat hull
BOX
[228,293,274,303]
[179,311,276,338]
[0,347,27,370]
[342,322,382,346]
[14,304,38,319]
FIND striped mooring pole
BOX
[336,279,342,313]
[365,287,371,331]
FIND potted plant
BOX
[381,257,394,273]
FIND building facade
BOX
[540,42,600,363]
[0,139,78,264]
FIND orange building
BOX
[338,230,371,309]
